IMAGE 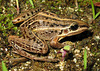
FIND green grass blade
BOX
[91,0,95,19]
[95,11,100,19]
[2,61,8,71]
[29,0,34,8]
[84,49,87,70]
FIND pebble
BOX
[56,61,65,71]
[76,64,79,67]
[59,7,61,9]
[5,48,8,51]
[42,0,45,2]
[85,46,90,50]
[94,36,100,40]
[74,49,80,54]
[73,58,77,63]
[0,48,3,51]
[75,54,81,58]
[92,43,95,45]
[97,58,99,61]
[14,69,17,71]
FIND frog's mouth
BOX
[58,24,89,38]
[59,30,91,43]
[56,21,90,43]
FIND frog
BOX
[8,8,89,62]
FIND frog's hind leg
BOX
[8,35,48,54]
[12,45,59,62]
[8,36,59,62]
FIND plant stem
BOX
[91,0,95,19]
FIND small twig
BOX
[16,0,19,14]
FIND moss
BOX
[0,14,18,37]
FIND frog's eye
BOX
[70,24,78,31]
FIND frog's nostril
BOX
[70,24,78,30]
[17,18,20,21]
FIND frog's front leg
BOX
[50,36,65,48]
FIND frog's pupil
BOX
[71,24,78,30]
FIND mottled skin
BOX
[8,9,88,62]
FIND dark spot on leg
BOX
[50,24,54,27]
[27,13,30,16]
[22,15,25,18]
[51,30,53,33]
[39,48,42,50]
[31,11,33,14]
[55,30,57,33]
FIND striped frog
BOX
[8,8,88,62]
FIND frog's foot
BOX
[50,36,64,48]
[12,49,59,62]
